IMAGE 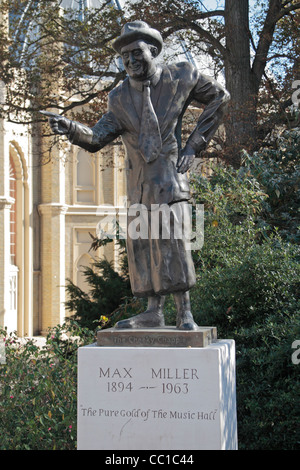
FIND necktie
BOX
[138,80,162,163]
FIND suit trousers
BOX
[126,201,196,298]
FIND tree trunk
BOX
[224,0,257,164]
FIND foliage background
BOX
[0,321,94,450]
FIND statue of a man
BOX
[44,21,230,330]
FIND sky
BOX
[199,0,256,9]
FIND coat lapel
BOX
[156,67,180,134]
[119,78,141,132]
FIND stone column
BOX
[38,142,67,334]
[38,203,68,335]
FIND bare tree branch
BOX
[277,1,300,19]
[163,17,228,59]
[251,0,282,92]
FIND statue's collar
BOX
[129,66,163,92]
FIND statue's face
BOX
[121,40,158,81]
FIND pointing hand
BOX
[40,110,71,135]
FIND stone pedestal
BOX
[97,326,217,348]
[77,336,238,450]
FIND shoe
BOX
[177,319,199,331]
[115,310,165,329]
[173,291,198,331]
[176,311,199,331]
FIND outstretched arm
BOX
[41,110,124,153]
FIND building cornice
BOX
[38,203,68,216]
[66,205,127,216]
[38,203,127,217]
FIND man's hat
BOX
[112,21,163,55]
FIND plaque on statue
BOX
[97,326,217,348]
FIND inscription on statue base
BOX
[77,340,237,450]
[97,326,217,348]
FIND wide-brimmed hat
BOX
[112,21,163,55]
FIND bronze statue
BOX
[42,21,230,331]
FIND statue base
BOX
[97,326,217,348]
[77,338,238,450]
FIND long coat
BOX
[68,61,230,296]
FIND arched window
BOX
[9,156,18,319]
[9,157,17,265]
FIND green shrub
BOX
[192,238,299,330]
[242,129,300,243]
[235,314,300,450]
[190,235,300,449]
[190,161,269,273]
[0,321,94,450]
[65,257,132,330]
